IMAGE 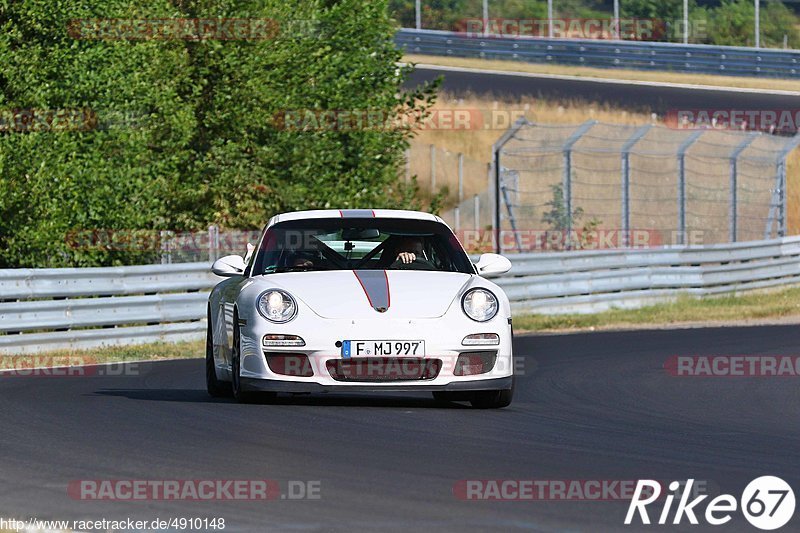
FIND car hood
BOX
[259,270,473,319]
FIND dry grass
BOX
[404,54,800,93]
[515,286,800,332]
[410,93,800,235]
[0,340,204,365]
[409,93,657,208]
[788,150,800,234]
[411,93,656,164]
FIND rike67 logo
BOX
[626,477,795,530]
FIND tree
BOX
[0,0,437,267]
[707,0,799,48]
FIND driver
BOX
[288,250,315,268]
[392,236,424,265]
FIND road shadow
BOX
[92,388,218,403]
[92,388,473,408]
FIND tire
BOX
[206,308,231,398]
[231,315,276,404]
[470,378,514,409]
[432,391,471,403]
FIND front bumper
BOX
[233,315,514,390]
[241,375,513,393]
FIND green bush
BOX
[707,0,800,48]
[0,0,437,267]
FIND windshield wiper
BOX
[264,266,328,274]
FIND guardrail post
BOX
[729,134,758,242]
[562,121,596,248]
[620,125,652,247]
[676,130,704,245]
[492,118,528,253]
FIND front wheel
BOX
[206,309,231,398]
[470,379,514,409]
[231,318,275,404]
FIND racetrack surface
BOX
[404,65,800,114]
[1,325,798,532]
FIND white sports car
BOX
[206,209,515,408]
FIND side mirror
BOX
[212,254,246,277]
[474,253,512,276]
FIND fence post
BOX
[500,181,523,252]
[208,225,219,263]
[492,118,529,253]
[458,152,464,204]
[160,230,171,264]
[473,194,480,231]
[729,134,758,242]
[562,121,596,247]
[430,144,436,192]
[454,152,464,232]
[676,130,704,245]
[620,125,652,247]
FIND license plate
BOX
[341,340,425,358]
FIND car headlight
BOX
[462,288,499,322]
[257,289,297,323]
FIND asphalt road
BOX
[404,65,800,114]
[1,325,799,532]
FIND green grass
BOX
[1,340,204,366]
[515,287,800,332]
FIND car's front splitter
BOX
[240,375,513,393]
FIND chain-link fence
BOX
[405,144,493,230]
[491,119,800,252]
[157,227,260,264]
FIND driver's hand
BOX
[293,259,313,267]
[396,252,416,264]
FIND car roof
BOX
[267,209,443,227]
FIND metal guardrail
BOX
[396,29,800,78]
[2,236,800,354]
[491,236,800,314]
[0,263,220,355]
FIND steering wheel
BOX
[390,258,438,271]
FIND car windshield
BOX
[251,218,474,275]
